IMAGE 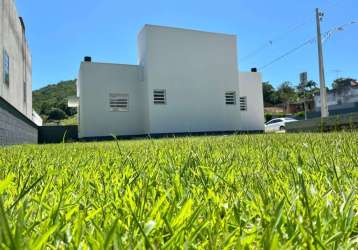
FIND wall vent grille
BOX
[109,93,129,112]
[240,96,247,111]
[153,90,166,104]
[225,91,236,105]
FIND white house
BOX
[314,81,358,110]
[75,25,264,139]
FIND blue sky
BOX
[16,0,357,90]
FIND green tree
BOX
[33,80,77,118]
[276,81,297,104]
[262,82,278,105]
[48,108,67,120]
[332,78,357,93]
[297,80,319,99]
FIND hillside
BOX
[33,80,77,123]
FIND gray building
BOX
[0,0,38,145]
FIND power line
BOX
[258,37,316,70]
[241,21,310,62]
[323,20,357,43]
[258,20,358,71]
[240,0,347,62]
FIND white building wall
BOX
[137,28,150,133]
[78,62,145,138]
[77,25,265,138]
[32,110,43,126]
[140,25,241,134]
[238,72,265,131]
[0,0,32,119]
[315,88,358,109]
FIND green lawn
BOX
[0,133,357,249]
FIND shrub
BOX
[47,108,67,120]
[294,111,305,119]
[265,112,273,122]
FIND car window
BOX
[272,119,281,124]
[267,119,280,124]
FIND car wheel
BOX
[279,126,285,131]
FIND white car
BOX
[265,118,298,132]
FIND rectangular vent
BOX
[240,96,247,111]
[225,91,236,105]
[109,93,128,112]
[153,89,166,104]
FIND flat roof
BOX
[81,61,139,67]
[141,24,237,38]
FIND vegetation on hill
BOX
[32,80,77,123]
[0,133,357,248]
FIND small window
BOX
[225,91,236,105]
[23,81,27,103]
[3,49,10,86]
[153,89,166,104]
[109,93,128,112]
[240,96,247,111]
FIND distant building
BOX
[313,80,358,115]
[75,25,265,139]
[0,0,39,145]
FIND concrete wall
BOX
[140,25,241,134]
[78,62,145,138]
[287,112,358,133]
[238,72,265,131]
[0,0,32,119]
[0,97,37,145]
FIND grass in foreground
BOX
[0,133,357,249]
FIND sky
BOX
[15,0,358,90]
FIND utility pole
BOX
[316,8,329,117]
[300,72,308,120]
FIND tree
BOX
[262,82,277,105]
[297,80,319,99]
[48,108,67,120]
[276,81,297,104]
[332,78,357,93]
[33,80,77,118]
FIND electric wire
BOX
[240,0,347,63]
[258,20,358,71]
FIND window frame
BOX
[153,89,166,105]
[23,81,27,104]
[225,91,237,105]
[3,49,10,86]
[109,93,129,112]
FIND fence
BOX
[286,112,358,133]
[38,125,78,144]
